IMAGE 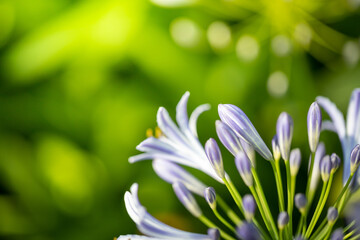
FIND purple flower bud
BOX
[327,207,338,223]
[237,222,261,240]
[272,135,281,161]
[205,138,225,178]
[307,102,322,152]
[290,148,302,176]
[309,142,326,192]
[330,153,341,173]
[216,120,244,157]
[242,194,256,221]
[173,181,202,217]
[350,144,360,174]
[295,193,307,214]
[276,112,294,161]
[204,187,216,209]
[277,212,289,229]
[321,155,332,182]
[330,228,344,240]
[235,152,253,187]
[208,228,220,240]
[240,138,256,167]
[293,235,306,240]
[218,104,273,161]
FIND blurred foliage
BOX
[0,0,359,239]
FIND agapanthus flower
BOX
[317,89,360,184]
[118,91,360,240]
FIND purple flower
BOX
[276,112,293,161]
[307,102,322,152]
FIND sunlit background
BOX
[0,0,359,239]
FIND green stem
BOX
[305,173,334,238]
[252,169,279,239]
[199,215,236,240]
[250,186,276,240]
[223,177,244,214]
[213,207,237,233]
[271,160,285,212]
[285,161,295,237]
[217,196,242,225]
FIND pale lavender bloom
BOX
[327,207,338,223]
[317,89,360,183]
[309,142,326,192]
[350,144,360,174]
[129,92,223,182]
[290,148,302,176]
[173,181,202,217]
[272,135,281,161]
[307,102,322,152]
[331,153,341,173]
[122,183,217,240]
[240,138,256,167]
[295,193,307,214]
[242,194,256,221]
[216,120,244,156]
[218,104,273,161]
[237,222,261,240]
[276,112,294,161]
[277,212,289,229]
[320,155,332,182]
[204,187,216,209]
[235,152,253,187]
[205,138,225,178]
[152,159,206,196]
[331,228,344,240]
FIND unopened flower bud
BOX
[331,228,344,240]
[294,235,306,240]
[350,144,360,174]
[237,222,261,240]
[290,148,302,176]
[277,212,289,230]
[295,193,307,214]
[235,152,253,187]
[307,102,322,152]
[218,104,273,161]
[216,120,243,157]
[242,194,256,221]
[321,155,332,182]
[272,135,281,161]
[173,182,202,217]
[205,138,225,178]
[208,228,220,240]
[276,112,294,161]
[327,207,338,224]
[330,153,341,173]
[240,138,256,167]
[204,187,216,210]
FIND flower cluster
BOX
[117,89,360,240]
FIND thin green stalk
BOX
[252,169,279,239]
[199,215,236,240]
[279,228,283,240]
[271,160,285,212]
[348,233,360,240]
[305,173,334,238]
[296,215,304,236]
[223,177,244,214]
[212,207,237,233]
[344,229,356,239]
[250,186,276,240]
[217,196,242,225]
[285,161,295,237]
[305,152,316,200]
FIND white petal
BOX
[316,96,346,144]
[176,92,190,132]
[189,104,211,138]
[321,120,337,132]
[346,89,360,144]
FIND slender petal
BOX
[218,104,273,160]
[173,182,202,217]
[346,89,360,146]
[152,160,207,196]
[124,183,214,240]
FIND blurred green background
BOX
[0,0,359,239]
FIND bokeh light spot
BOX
[236,35,259,62]
[207,21,231,51]
[170,18,201,48]
[267,71,289,97]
